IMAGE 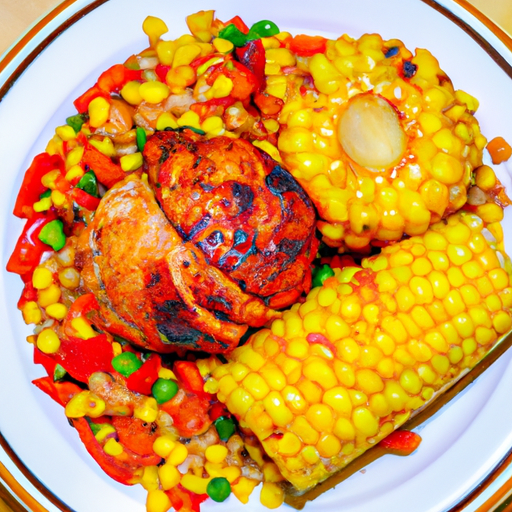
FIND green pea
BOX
[214,416,236,441]
[152,378,179,404]
[111,352,142,377]
[218,24,247,47]
[247,20,280,40]
[206,477,231,502]
[312,264,335,288]
[136,127,147,152]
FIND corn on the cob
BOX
[272,33,489,252]
[211,211,512,492]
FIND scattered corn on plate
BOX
[4,5,512,512]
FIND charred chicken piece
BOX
[144,130,319,309]
[76,175,274,353]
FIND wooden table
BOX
[0,0,511,511]
[0,0,511,56]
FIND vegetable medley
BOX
[6,9,512,512]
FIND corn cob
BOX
[210,210,512,492]
[269,33,490,252]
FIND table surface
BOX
[0,1,511,511]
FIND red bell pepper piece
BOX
[379,430,422,455]
[55,335,115,383]
[253,91,284,115]
[71,187,101,211]
[74,65,143,113]
[80,140,125,189]
[290,34,328,57]
[97,64,143,93]
[155,63,170,82]
[126,355,161,395]
[13,153,65,219]
[173,361,208,397]
[6,211,57,277]
[73,85,111,114]
[16,278,37,309]
[209,401,230,422]
[190,96,236,121]
[235,39,266,91]
[34,348,58,379]
[32,376,82,406]
[167,485,208,512]
[223,15,250,34]
[71,417,162,485]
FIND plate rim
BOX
[1,0,512,511]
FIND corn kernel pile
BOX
[8,9,512,512]
[210,210,512,491]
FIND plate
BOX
[1,1,512,511]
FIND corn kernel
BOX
[153,435,176,458]
[88,96,110,128]
[167,442,188,466]
[45,302,68,320]
[36,328,61,354]
[139,81,170,104]
[260,482,284,509]
[146,489,171,512]
[32,267,53,289]
[134,397,159,423]
[120,152,143,172]
[104,438,124,456]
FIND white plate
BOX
[1,1,512,511]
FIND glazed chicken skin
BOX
[76,175,274,353]
[144,130,319,309]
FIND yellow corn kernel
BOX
[120,80,143,105]
[260,482,285,509]
[65,390,105,418]
[45,302,68,320]
[50,190,67,207]
[213,37,234,54]
[143,16,168,48]
[32,267,53,289]
[89,137,116,158]
[88,96,110,128]
[22,301,42,325]
[201,115,225,136]
[167,442,188,466]
[231,477,259,504]
[146,489,171,512]
[173,44,202,68]
[94,424,116,443]
[278,432,302,456]
[205,444,229,464]
[65,165,84,182]
[70,316,96,339]
[36,328,61,354]
[317,433,342,458]
[475,165,497,192]
[181,474,211,495]
[33,196,52,212]
[37,284,61,308]
[120,152,143,172]
[243,373,270,401]
[139,81,170,104]
[263,391,294,427]
[177,110,201,130]
[55,125,76,142]
[352,406,379,436]
[104,438,124,457]
[158,463,181,490]
[153,435,176,458]
[134,397,159,423]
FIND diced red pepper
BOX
[16,279,37,309]
[71,417,162,485]
[167,485,208,512]
[189,96,236,121]
[34,348,58,378]
[223,15,250,34]
[47,334,115,383]
[6,211,57,277]
[73,85,111,114]
[209,401,230,422]
[173,361,209,397]
[71,187,101,211]
[155,64,171,82]
[290,34,327,57]
[126,355,161,395]
[80,140,125,189]
[13,153,65,219]
[235,39,266,91]
[379,430,422,455]
[32,376,82,406]
[97,64,143,94]
[74,65,143,113]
